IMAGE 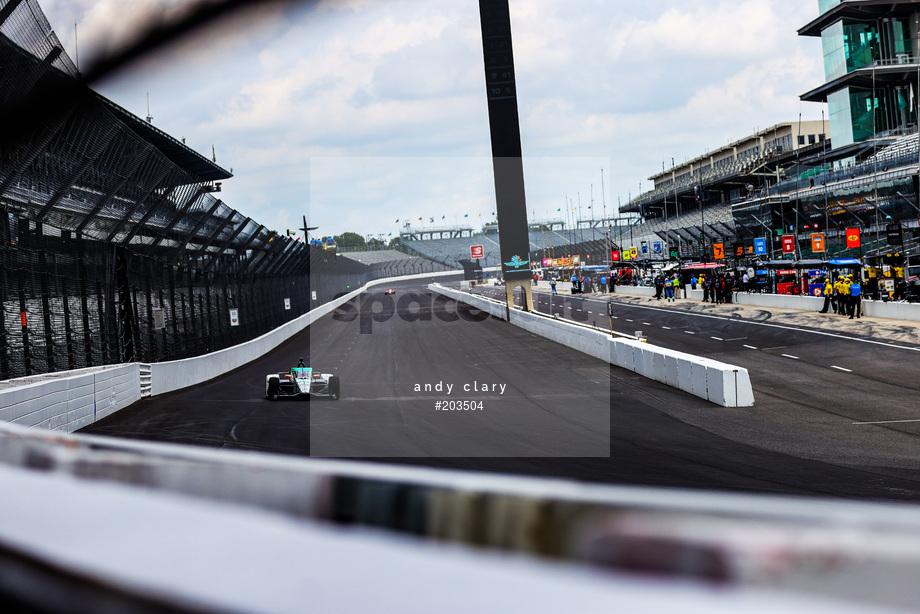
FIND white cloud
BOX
[38,0,828,236]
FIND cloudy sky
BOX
[39,0,826,241]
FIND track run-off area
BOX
[84,275,920,501]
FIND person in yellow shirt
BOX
[840,275,853,316]
[818,277,834,313]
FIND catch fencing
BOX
[0,0,407,380]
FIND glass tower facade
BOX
[818,0,842,15]
[814,2,919,149]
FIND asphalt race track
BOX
[83,276,920,501]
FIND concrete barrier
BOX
[686,288,920,322]
[0,364,140,434]
[432,284,754,407]
[534,281,656,298]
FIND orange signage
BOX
[713,242,724,260]
[811,233,825,253]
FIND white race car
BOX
[265,360,340,401]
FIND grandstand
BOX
[395,218,640,270]
[339,248,452,280]
[626,202,736,260]
[0,0,442,379]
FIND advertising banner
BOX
[811,233,825,252]
[782,234,796,254]
[886,223,903,245]
[846,228,861,248]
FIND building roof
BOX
[95,94,233,182]
[799,0,920,37]
[800,62,920,103]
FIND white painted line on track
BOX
[684,331,695,335]
[743,345,758,350]
[711,336,723,341]
[782,354,799,360]
[643,322,652,326]
[661,326,671,329]
[575,297,920,353]
[853,419,920,425]
[626,319,633,322]
[831,366,852,372]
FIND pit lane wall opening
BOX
[151,271,459,396]
[430,284,754,408]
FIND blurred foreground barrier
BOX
[430,284,754,407]
[0,421,918,611]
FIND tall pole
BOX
[478,0,534,311]
[822,108,829,252]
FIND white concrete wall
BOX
[686,289,920,321]
[533,281,656,298]
[432,284,754,407]
[0,364,140,434]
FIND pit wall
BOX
[0,271,460,433]
[430,284,754,407]
[532,281,656,297]
[685,289,920,321]
[538,281,920,321]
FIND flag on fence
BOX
[846,228,861,248]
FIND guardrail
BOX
[431,284,754,407]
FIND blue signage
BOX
[754,238,767,255]
[652,241,662,254]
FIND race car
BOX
[265,359,340,401]
[384,288,396,295]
